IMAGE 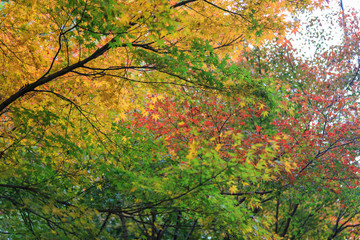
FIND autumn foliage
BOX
[3,0,360,239]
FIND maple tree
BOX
[8,0,360,239]
[234,8,360,239]
[118,6,360,239]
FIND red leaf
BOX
[256,125,261,133]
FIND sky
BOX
[342,0,360,10]
[288,0,360,59]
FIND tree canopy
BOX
[3,0,360,239]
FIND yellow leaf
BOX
[229,185,238,194]
[283,160,294,173]
[187,140,198,160]
[178,121,185,126]
[118,112,127,120]
[258,103,265,110]
[242,182,250,187]
[239,101,247,107]
[215,144,222,152]
[151,97,158,103]
[152,114,160,121]
[261,111,269,117]
[142,111,150,117]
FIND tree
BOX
[235,7,360,239]
[122,6,360,239]
[0,0,331,239]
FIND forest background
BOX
[2,0,360,239]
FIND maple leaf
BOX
[258,103,265,110]
[239,101,247,107]
[290,26,300,35]
[142,111,150,117]
[256,125,261,133]
[152,114,160,121]
[229,185,238,194]
[261,111,269,117]
[215,144,222,152]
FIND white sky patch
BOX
[289,1,341,59]
[286,1,360,60]
[341,0,360,10]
